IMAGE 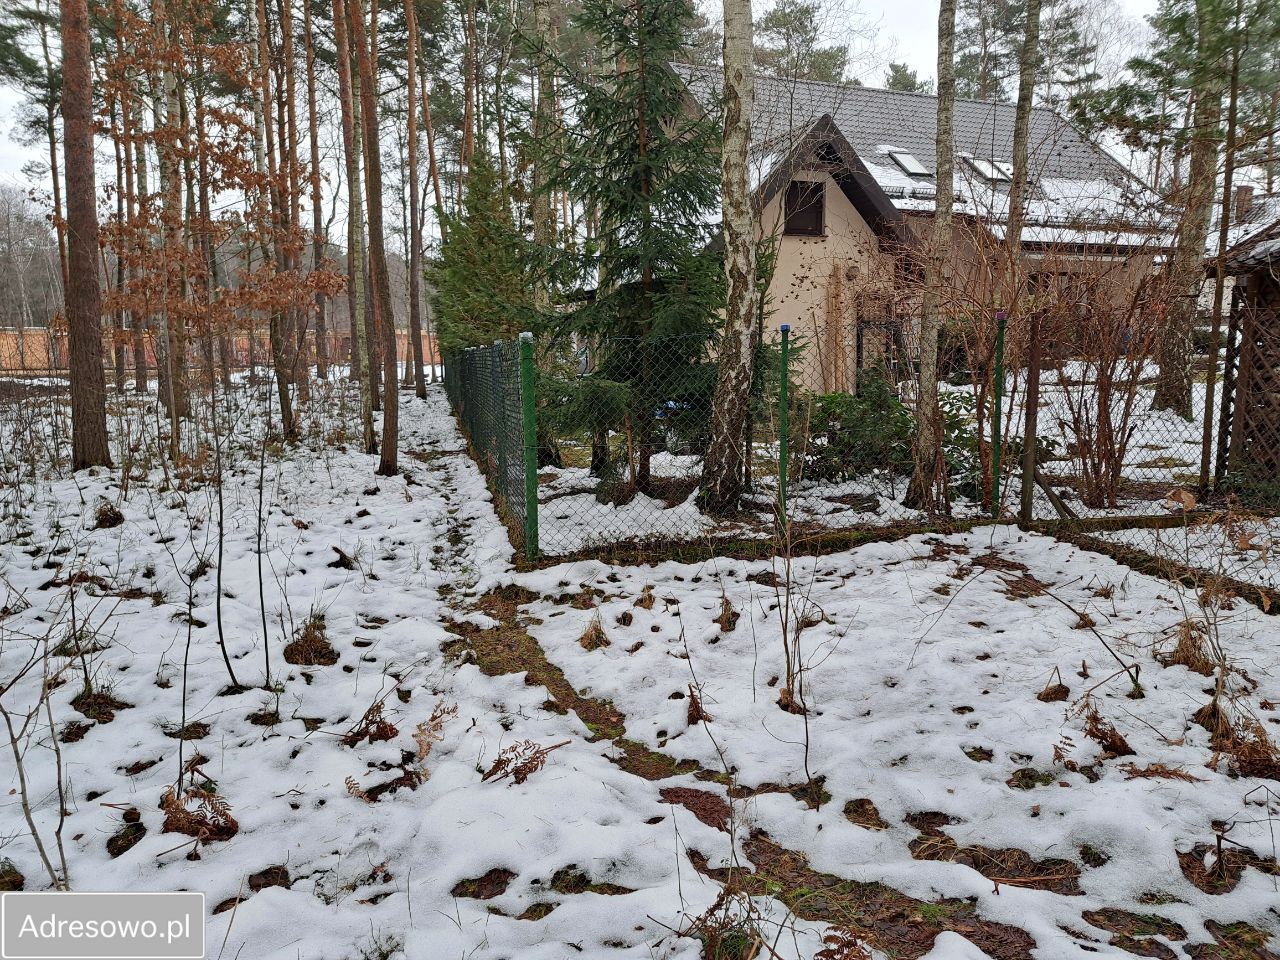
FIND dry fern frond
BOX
[816,929,872,960]
[687,684,712,726]
[1084,706,1134,758]
[345,776,373,804]
[413,701,458,763]
[1120,763,1204,782]
[342,701,398,748]
[716,595,740,632]
[161,785,238,842]
[482,739,570,785]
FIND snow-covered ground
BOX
[0,384,1277,960]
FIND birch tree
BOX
[905,0,957,514]
[700,0,760,516]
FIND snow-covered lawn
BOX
[0,384,1277,960]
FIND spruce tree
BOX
[543,0,724,492]
[429,151,530,355]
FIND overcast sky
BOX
[0,0,1162,186]
[857,0,1159,86]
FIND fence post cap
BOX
[780,323,790,333]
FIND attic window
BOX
[965,157,1012,183]
[816,143,842,165]
[889,151,931,178]
[784,181,824,237]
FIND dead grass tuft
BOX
[687,684,712,726]
[283,614,337,666]
[1161,620,1216,676]
[716,596,740,632]
[93,501,125,529]
[578,614,610,651]
[71,688,131,723]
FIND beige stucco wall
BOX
[760,170,898,392]
[760,173,1161,391]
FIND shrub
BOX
[802,372,913,482]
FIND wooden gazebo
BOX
[1220,219,1280,487]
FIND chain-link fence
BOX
[443,320,1280,590]
[442,338,535,556]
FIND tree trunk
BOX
[1153,0,1222,419]
[1199,0,1243,494]
[904,0,956,515]
[128,126,148,393]
[404,0,426,398]
[331,0,376,451]
[348,0,399,475]
[255,0,296,441]
[303,0,329,380]
[531,0,554,313]
[279,0,308,405]
[419,53,444,244]
[700,0,759,516]
[61,0,111,468]
[1010,0,1042,522]
[354,70,381,414]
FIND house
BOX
[677,66,1169,391]
[1219,211,1280,485]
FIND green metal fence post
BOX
[778,324,790,527]
[991,309,1007,519]
[518,332,540,562]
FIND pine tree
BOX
[954,0,1094,101]
[885,61,931,92]
[61,0,111,468]
[753,0,848,84]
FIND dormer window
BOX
[889,150,932,178]
[965,157,1012,183]
[784,180,824,237]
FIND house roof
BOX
[1213,192,1280,263]
[1224,216,1280,272]
[678,64,1168,248]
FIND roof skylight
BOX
[889,150,932,178]
[965,157,1012,182]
